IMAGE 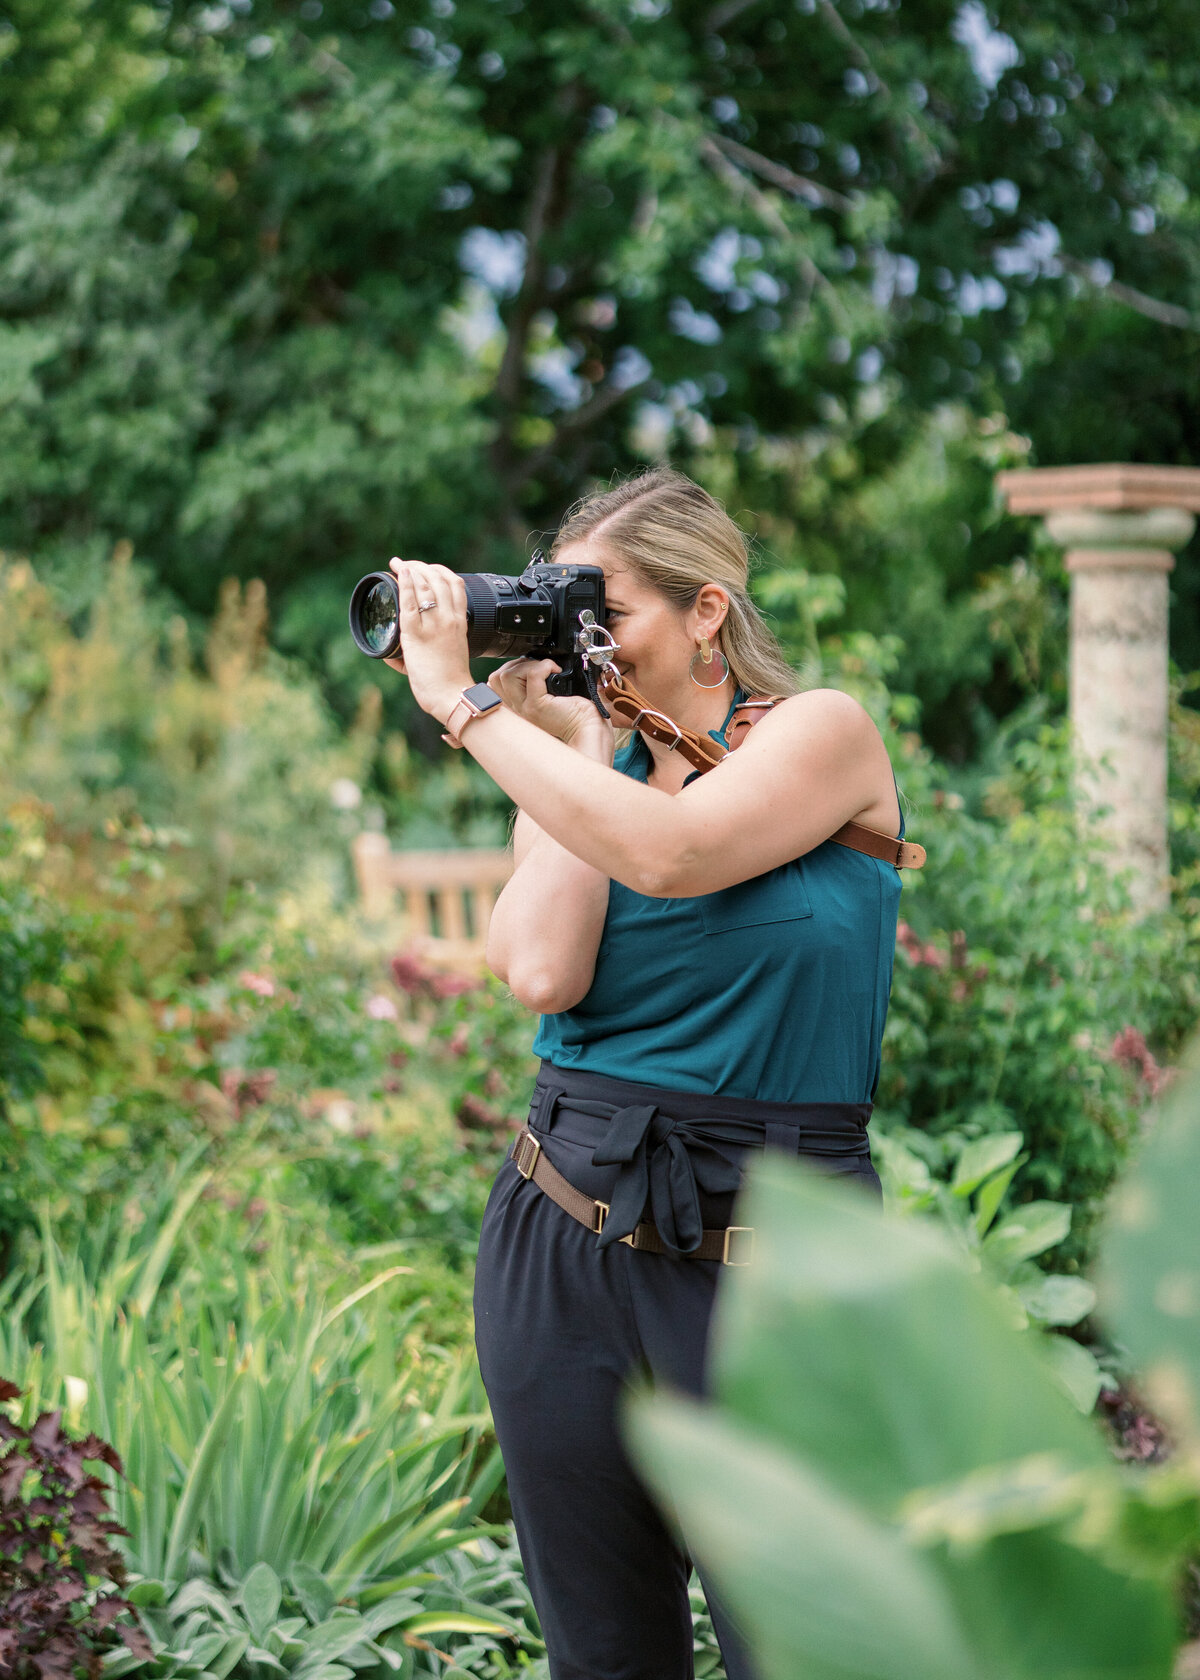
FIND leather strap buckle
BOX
[722,1226,755,1267]
[514,1132,542,1180]
[629,705,683,750]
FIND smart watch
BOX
[441,682,504,748]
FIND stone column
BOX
[997,465,1200,915]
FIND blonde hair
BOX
[552,468,802,734]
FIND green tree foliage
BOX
[3,0,1200,747]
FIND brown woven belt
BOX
[511,1127,755,1266]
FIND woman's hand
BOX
[488,658,615,758]
[382,558,474,720]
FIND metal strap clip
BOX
[722,1226,755,1267]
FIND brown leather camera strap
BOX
[597,667,727,774]
[596,667,926,870]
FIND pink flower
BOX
[1109,1026,1172,1097]
[391,950,436,994]
[366,993,399,1021]
[238,970,276,998]
[896,922,948,969]
[390,945,480,1000]
[220,1067,277,1119]
[456,1092,506,1132]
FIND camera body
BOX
[349,555,613,701]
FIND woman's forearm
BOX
[435,697,684,894]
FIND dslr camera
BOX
[348,554,618,710]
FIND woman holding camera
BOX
[385,467,906,1680]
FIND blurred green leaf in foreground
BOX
[628,1043,1200,1680]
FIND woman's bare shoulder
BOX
[741,688,898,834]
[751,687,881,746]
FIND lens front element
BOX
[349,572,401,658]
[361,580,397,653]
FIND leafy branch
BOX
[0,1379,151,1679]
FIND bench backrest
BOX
[351,832,513,966]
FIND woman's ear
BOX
[692,583,731,642]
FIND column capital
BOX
[998,466,1199,578]
[997,462,1200,517]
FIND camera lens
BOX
[349,573,401,658]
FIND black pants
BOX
[474,1061,880,1680]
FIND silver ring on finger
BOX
[417,599,437,613]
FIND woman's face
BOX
[555,541,727,698]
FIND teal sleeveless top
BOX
[531,690,903,1104]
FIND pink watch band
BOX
[441,684,502,748]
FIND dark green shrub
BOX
[0,554,376,949]
[0,820,86,1263]
[0,825,65,1111]
[879,724,1200,1263]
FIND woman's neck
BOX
[638,677,741,782]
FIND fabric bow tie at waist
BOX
[544,1093,871,1260]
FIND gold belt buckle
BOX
[515,1132,542,1180]
[595,1206,640,1246]
[722,1226,755,1267]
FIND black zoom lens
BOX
[349,568,560,662]
[349,574,401,658]
[349,560,607,692]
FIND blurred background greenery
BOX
[5,0,1200,757]
[4,0,1200,1674]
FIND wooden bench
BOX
[351,833,513,969]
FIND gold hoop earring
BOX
[690,636,729,689]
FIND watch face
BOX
[465,682,502,710]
